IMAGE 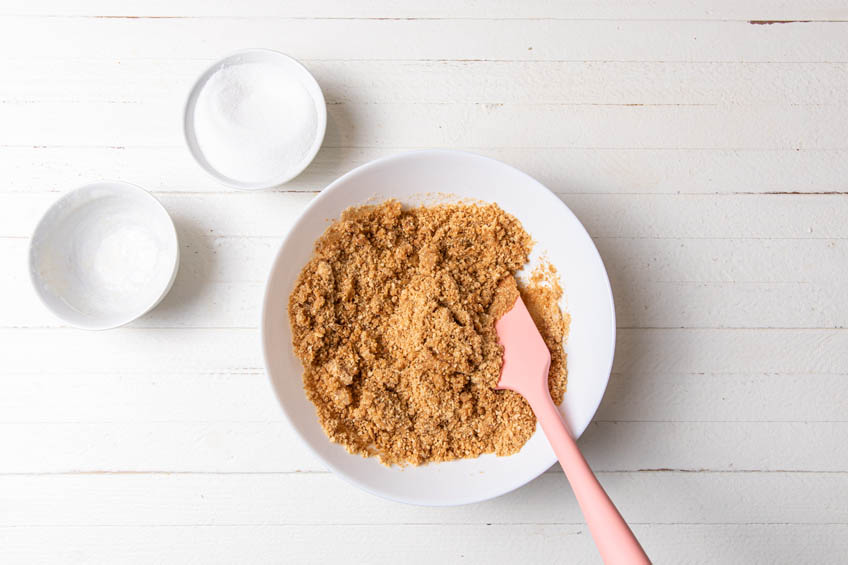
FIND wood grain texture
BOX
[2,17,848,62]
[6,59,848,106]
[5,193,848,239]
[2,473,846,526]
[3,525,846,565]
[4,100,848,149]
[2,2,847,563]
[6,236,848,328]
[4,0,848,20]
[4,328,848,375]
[2,0,848,21]
[3,420,847,473]
[2,369,846,424]
[3,145,848,194]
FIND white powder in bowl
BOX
[193,61,318,185]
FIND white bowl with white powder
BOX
[29,181,180,330]
[184,49,327,190]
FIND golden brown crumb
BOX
[521,260,569,405]
[288,200,568,466]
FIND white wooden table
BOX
[2,2,848,563]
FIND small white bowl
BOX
[29,181,180,330]
[184,49,327,190]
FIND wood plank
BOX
[1,472,845,526]
[3,328,846,375]
[4,525,594,565]
[613,281,848,329]
[2,18,848,63]
[8,236,848,328]
[19,235,848,285]
[1,369,845,424]
[0,420,845,473]
[0,328,261,374]
[2,145,848,195]
[597,372,848,422]
[562,194,848,239]
[3,0,848,21]
[10,226,848,328]
[2,100,847,149]
[8,274,848,329]
[1,523,847,565]
[4,193,848,240]
[6,59,848,106]
[595,238,848,284]
[612,329,848,375]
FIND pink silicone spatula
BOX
[496,295,650,565]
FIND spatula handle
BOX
[530,391,650,565]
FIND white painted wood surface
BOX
[2,2,847,563]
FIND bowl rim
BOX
[183,48,328,191]
[261,149,616,505]
[28,180,180,331]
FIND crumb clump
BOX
[288,200,568,466]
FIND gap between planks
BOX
[1,469,846,476]
[4,15,848,23]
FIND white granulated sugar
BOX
[91,224,160,295]
[193,61,317,184]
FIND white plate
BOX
[261,150,615,505]
[183,49,327,190]
[29,181,179,330]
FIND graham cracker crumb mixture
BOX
[288,200,568,466]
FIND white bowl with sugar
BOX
[184,49,327,190]
[29,181,180,330]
